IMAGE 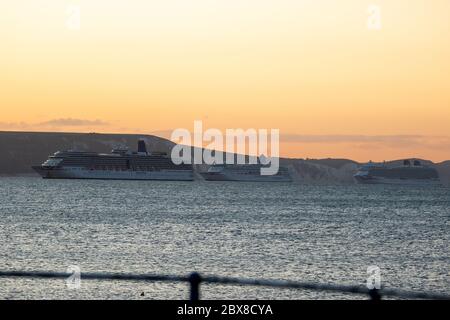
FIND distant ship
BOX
[354,159,440,185]
[200,163,292,182]
[32,140,193,181]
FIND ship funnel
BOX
[258,154,270,165]
[138,139,147,153]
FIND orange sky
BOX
[1,0,450,162]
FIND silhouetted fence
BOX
[0,270,449,300]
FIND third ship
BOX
[354,159,440,185]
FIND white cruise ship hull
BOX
[354,175,441,186]
[33,166,194,181]
[200,172,292,182]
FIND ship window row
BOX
[58,159,192,170]
[83,165,190,171]
[61,160,179,165]
[61,159,179,165]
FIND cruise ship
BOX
[200,163,292,182]
[354,159,440,185]
[32,140,194,181]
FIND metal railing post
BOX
[189,272,202,301]
[369,289,381,300]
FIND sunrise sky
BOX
[1,0,450,161]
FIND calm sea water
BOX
[0,177,449,299]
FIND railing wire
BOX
[0,270,449,300]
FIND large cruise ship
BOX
[354,159,440,185]
[200,163,292,182]
[32,140,193,181]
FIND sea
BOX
[0,177,449,299]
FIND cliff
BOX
[0,131,448,185]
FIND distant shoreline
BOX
[0,131,449,185]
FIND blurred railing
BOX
[0,270,449,300]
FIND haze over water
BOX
[0,177,448,299]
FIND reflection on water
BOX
[0,177,449,299]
